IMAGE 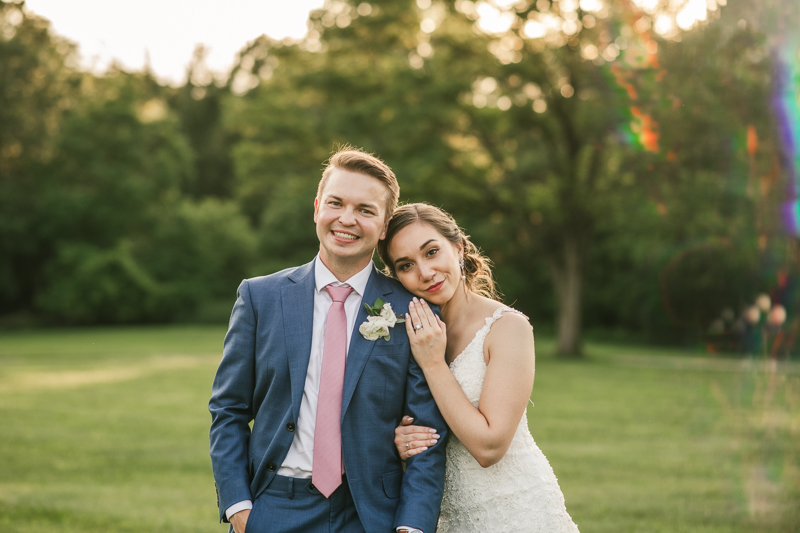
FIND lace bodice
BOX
[438,307,579,533]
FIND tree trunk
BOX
[550,234,583,357]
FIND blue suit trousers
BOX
[237,474,365,533]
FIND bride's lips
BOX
[425,281,444,293]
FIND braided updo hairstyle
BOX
[377,203,501,301]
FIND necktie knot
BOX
[326,284,353,303]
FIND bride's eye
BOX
[426,248,439,257]
[398,262,413,272]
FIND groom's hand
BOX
[230,509,250,533]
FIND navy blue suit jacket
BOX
[209,259,448,532]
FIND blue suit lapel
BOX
[341,266,394,420]
[282,260,316,423]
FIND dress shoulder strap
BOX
[484,306,529,328]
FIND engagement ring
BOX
[414,324,423,331]
[405,442,410,450]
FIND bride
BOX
[376,203,579,533]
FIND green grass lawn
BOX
[0,326,797,532]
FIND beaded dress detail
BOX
[437,307,580,533]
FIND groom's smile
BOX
[332,230,359,241]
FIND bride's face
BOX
[387,221,462,306]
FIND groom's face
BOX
[314,168,389,270]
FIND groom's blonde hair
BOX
[317,145,399,219]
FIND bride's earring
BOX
[460,257,466,280]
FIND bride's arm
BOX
[405,298,535,468]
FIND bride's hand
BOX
[405,298,447,371]
[394,416,441,460]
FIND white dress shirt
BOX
[225,256,371,519]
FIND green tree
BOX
[222,0,478,274]
[218,0,782,353]
[0,5,258,325]
[0,1,80,318]
[36,71,257,323]
[418,0,781,355]
[170,45,238,199]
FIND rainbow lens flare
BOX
[774,42,800,236]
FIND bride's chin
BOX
[420,293,448,307]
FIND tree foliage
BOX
[0,0,795,353]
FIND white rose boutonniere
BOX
[359,316,391,341]
[359,298,405,341]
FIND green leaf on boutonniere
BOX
[364,297,388,316]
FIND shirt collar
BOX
[314,254,373,297]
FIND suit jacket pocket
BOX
[382,470,403,499]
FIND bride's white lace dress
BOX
[437,307,580,533]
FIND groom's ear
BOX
[379,215,392,240]
[313,197,320,222]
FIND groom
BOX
[209,147,448,533]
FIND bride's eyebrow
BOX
[393,239,438,265]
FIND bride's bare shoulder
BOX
[484,323,534,375]
[472,295,504,316]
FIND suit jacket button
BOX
[267,462,276,471]
[286,422,295,432]
[309,483,316,491]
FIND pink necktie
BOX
[312,283,353,498]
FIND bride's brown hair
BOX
[377,203,501,301]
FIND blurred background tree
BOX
[0,0,798,357]
[219,0,789,355]
[0,0,79,318]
